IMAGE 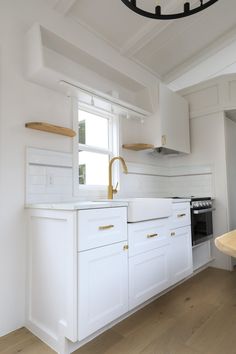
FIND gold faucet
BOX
[108,156,128,199]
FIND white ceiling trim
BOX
[164,24,236,85]
[69,13,121,52]
[54,0,77,15]
[120,0,200,58]
[120,20,172,57]
[168,41,236,91]
[68,11,162,80]
[128,57,162,80]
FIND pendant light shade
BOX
[120,0,219,20]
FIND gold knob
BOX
[123,245,129,251]
[177,213,186,218]
[147,233,158,239]
[98,225,114,231]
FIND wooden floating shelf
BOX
[122,143,154,151]
[25,122,76,137]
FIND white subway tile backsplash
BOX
[121,163,213,199]
[26,148,214,203]
[28,175,47,185]
[29,165,46,176]
[26,148,73,203]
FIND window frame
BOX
[72,97,119,197]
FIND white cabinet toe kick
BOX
[27,202,192,354]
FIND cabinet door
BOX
[78,242,128,340]
[129,246,170,310]
[170,226,193,286]
[160,83,190,154]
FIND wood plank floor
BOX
[1,267,236,354]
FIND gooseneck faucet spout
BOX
[108,156,128,199]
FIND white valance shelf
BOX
[25,24,154,120]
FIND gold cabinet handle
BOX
[123,245,129,251]
[98,224,114,231]
[147,233,158,239]
[177,213,186,218]
[171,232,176,237]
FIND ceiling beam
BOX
[54,0,77,15]
[120,21,172,57]
[164,24,236,85]
[120,0,191,57]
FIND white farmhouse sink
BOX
[95,198,172,222]
[124,198,172,222]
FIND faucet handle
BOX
[113,182,119,194]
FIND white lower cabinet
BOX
[27,204,193,354]
[129,245,170,310]
[170,226,193,286]
[78,242,129,341]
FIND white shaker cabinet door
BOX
[78,242,128,341]
[129,245,170,310]
[170,226,193,286]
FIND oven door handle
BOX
[193,208,215,215]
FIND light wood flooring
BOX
[1,267,236,354]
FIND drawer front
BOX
[170,203,190,229]
[128,218,169,257]
[78,207,127,251]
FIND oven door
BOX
[191,208,214,246]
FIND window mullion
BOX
[78,144,111,155]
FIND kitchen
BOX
[1,1,236,353]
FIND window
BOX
[77,107,118,188]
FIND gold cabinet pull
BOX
[171,232,176,237]
[98,224,114,231]
[123,245,129,251]
[177,213,186,218]
[147,233,158,239]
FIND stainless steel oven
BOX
[191,197,215,246]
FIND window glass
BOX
[78,110,109,150]
[79,151,109,186]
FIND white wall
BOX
[0,0,162,336]
[225,117,236,230]
[0,1,76,336]
[224,116,236,267]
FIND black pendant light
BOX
[120,0,219,20]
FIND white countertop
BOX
[25,201,129,210]
[25,198,190,211]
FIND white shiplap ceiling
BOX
[53,0,236,90]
